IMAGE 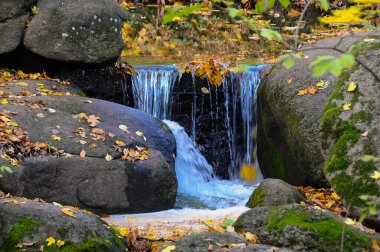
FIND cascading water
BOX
[130,64,264,208]
[226,66,265,178]
[131,65,178,119]
[164,120,253,208]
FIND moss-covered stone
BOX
[246,187,266,208]
[234,204,375,252]
[1,217,42,251]
[267,208,371,251]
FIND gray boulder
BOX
[163,233,292,252]
[319,34,380,226]
[0,0,35,54]
[234,204,377,252]
[0,198,125,251]
[0,79,177,213]
[24,0,127,64]
[246,179,305,208]
[257,32,378,187]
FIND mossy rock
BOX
[234,204,378,252]
[257,32,378,187]
[246,178,305,208]
[0,198,125,252]
[319,34,380,227]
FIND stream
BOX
[105,64,264,235]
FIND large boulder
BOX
[234,204,378,252]
[319,35,380,227]
[0,0,35,54]
[246,179,305,208]
[0,79,177,214]
[257,32,377,187]
[162,232,292,252]
[24,0,127,64]
[0,196,125,251]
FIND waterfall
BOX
[164,120,254,208]
[131,65,178,119]
[130,64,264,195]
[226,66,264,178]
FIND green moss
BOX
[75,89,87,97]
[267,208,371,251]
[320,106,341,147]
[246,187,267,208]
[43,236,125,252]
[261,139,288,181]
[324,129,360,173]
[56,227,69,238]
[1,217,42,251]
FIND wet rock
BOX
[0,198,125,251]
[0,80,177,213]
[246,179,305,208]
[0,0,35,54]
[24,0,127,64]
[234,204,378,252]
[257,32,378,187]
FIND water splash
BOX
[164,120,255,208]
[131,65,178,119]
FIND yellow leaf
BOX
[16,82,29,86]
[300,201,306,205]
[2,72,11,78]
[371,171,380,180]
[9,121,18,127]
[373,239,380,252]
[316,81,323,87]
[57,240,65,248]
[1,99,9,105]
[343,103,351,111]
[162,245,176,252]
[331,192,340,200]
[297,89,308,96]
[51,135,61,141]
[115,140,126,146]
[240,164,257,183]
[46,237,56,246]
[61,207,75,218]
[135,131,144,137]
[344,218,356,225]
[347,82,357,92]
[205,220,215,226]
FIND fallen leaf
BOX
[297,89,308,96]
[84,100,93,104]
[21,90,31,96]
[48,108,56,113]
[57,240,65,248]
[343,103,351,111]
[201,87,209,94]
[308,87,318,95]
[347,82,357,92]
[80,149,86,158]
[373,240,380,252]
[87,115,100,127]
[1,99,9,105]
[287,79,293,84]
[51,135,61,141]
[288,9,301,17]
[370,171,380,180]
[162,246,176,252]
[245,232,257,243]
[16,82,29,86]
[361,131,369,137]
[105,154,113,161]
[46,237,56,246]
[119,124,130,133]
[208,243,213,251]
[344,218,356,225]
[36,113,45,118]
[61,207,75,218]
[115,140,126,146]
[79,140,87,145]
